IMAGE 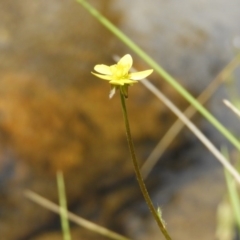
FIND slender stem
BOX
[57,171,72,240]
[119,92,172,240]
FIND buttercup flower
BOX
[92,54,153,98]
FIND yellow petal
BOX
[109,80,125,85]
[121,79,138,84]
[91,72,112,80]
[118,54,133,69]
[94,64,112,75]
[109,87,116,99]
[109,79,138,85]
[129,69,153,80]
[109,65,118,75]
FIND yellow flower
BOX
[92,54,153,98]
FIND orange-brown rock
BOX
[0,0,188,239]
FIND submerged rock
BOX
[0,0,187,239]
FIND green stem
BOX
[120,92,172,240]
[57,171,72,240]
[222,147,240,233]
[77,0,240,151]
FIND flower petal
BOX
[109,86,116,99]
[109,65,118,75]
[109,79,138,85]
[129,69,153,80]
[118,54,133,69]
[94,64,112,75]
[121,79,139,84]
[91,72,112,80]
[109,80,125,85]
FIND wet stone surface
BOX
[0,0,187,239]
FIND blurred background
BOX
[0,0,240,239]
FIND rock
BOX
[0,0,187,239]
[114,0,240,92]
[122,168,225,240]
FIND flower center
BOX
[110,64,129,80]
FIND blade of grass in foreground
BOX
[57,171,72,240]
[140,78,240,184]
[222,147,240,233]
[76,0,240,151]
[25,190,131,240]
[141,54,240,178]
[223,99,240,118]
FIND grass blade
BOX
[24,190,131,240]
[57,171,72,240]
